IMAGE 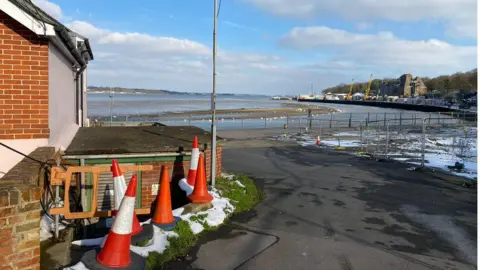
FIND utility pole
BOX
[109,89,114,126]
[210,0,218,187]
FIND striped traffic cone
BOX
[188,154,213,203]
[179,137,199,195]
[81,175,146,270]
[110,160,153,245]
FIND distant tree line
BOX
[322,69,477,96]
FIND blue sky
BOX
[35,0,477,94]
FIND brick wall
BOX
[0,147,55,270]
[140,147,223,209]
[0,11,49,140]
[205,146,223,181]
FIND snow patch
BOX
[180,190,235,233]
[234,180,245,188]
[41,215,66,242]
[188,221,204,234]
[178,178,194,196]
[69,190,235,269]
[130,229,179,257]
[220,172,235,180]
[63,262,89,270]
[72,236,104,247]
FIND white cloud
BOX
[279,26,477,76]
[32,0,63,20]
[246,0,477,38]
[67,21,346,94]
[280,26,477,78]
[355,22,372,31]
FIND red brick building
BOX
[0,1,93,269]
[0,0,93,177]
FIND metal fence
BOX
[91,111,476,132]
[308,117,477,178]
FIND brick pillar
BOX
[0,184,42,270]
[0,147,54,270]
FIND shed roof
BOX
[64,126,223,156]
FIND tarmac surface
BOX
[164,132,477,270]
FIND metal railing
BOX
[312,117,477,176]
[91,111,477,131]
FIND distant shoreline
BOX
[87,90,268,97]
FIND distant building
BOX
[380,74,427,97]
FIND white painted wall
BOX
[48,43,79,150]
[0,139,48,177]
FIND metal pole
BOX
[385,120,389,159]
[384,112,386,126]
[421,118,426,167]
[348,113,352,128]
[188,114,191,126]
[264,111,267,128]
[360,123,363,152]
[55,185,59,238]
[210,0,218,187]
[80,158,86,237]
[329,113,333,128]
[399,112,402,126]
[109,90,114,127]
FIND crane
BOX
[364,73,373,101]
[346,78,354,101]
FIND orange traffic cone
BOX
[187,136,200,186]
[188,154,213,203]
[316,136,321,146]
[151,166,179,230]
[111,160,153,245]
[81,175,146,270]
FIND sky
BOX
[33,0,478,95]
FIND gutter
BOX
[48,36,76,64]
[54,25,86,67]
[62,152,192,160]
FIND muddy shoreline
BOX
[90,103,339,120]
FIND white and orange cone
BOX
[316,136,321,146]
[110,160,153,246]
[81,175,146,270]
[179,136,199,195]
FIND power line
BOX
[217,0,222,18]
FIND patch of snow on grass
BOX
[234,180,245,188]
[188,221,204,234]
[130,229,179,257]
[220,172,235,180]
[181,190,235,233]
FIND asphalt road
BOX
[166,142,477,270]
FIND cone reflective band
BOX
[187,136,200,186]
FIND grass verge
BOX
[145,173,262,269]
